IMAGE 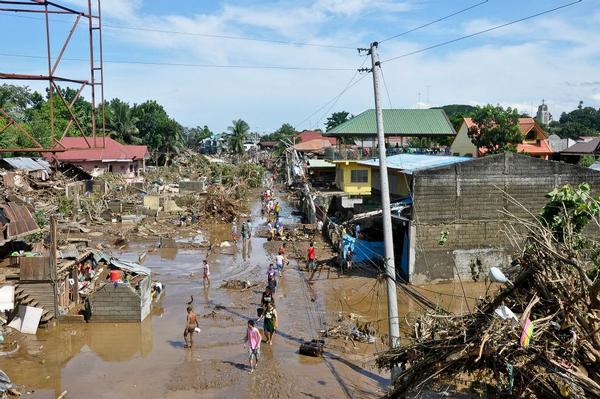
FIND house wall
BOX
[371,170,411,198]
[410,152,600,284]
[69,160,144,174]
[449,123,477,157]
[88,277,151,322]
[334,162,372,195]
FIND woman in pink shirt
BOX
[244,319,261,373]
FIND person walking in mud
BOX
[202,259,211,286]
[184,306,199,348]
[258,302,278,345]
[307,241,316,271]
[244,320,261,373]
[231,218,238,242]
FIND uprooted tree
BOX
[377,183,600,398]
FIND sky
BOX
[0,0,599,133]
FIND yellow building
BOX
[334,161,371,195]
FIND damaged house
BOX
[350,152,600,283]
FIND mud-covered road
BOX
[1,193,392,398]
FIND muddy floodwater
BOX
[1,195,492,398]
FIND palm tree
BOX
[227,119,250,154]
[106,99,141,144]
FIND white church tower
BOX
[536,100,552,126]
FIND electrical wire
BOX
[381,0,583,64]
[0,11,357,50]
[379,64,393,109]
[293,56,370,130]
[0,51,354,71]
[379,0,490,43]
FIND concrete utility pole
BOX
[368,42,401,370]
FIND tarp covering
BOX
[91,250,151,276]
[342,234,385,264]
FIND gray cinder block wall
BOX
[88,276,151,322]
[410,152,600,284]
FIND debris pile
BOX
[377,184,600,398]
[326,313,376,344]
[219,279,256,290]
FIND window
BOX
[350,169,368,183]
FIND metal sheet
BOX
[0,285,15,311]
[0,157,50,171]
[8,305,43,334]
[0,203,40,240]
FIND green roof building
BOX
[325,109,456,137]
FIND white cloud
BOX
[63,0,142,20]
[44,0,599,132]
[316,0,412,16]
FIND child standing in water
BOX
[203,259,211,285]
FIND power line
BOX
[379,0,490,43]
[379,65,393,108]
[0,11,356,50]
[294,56,369,130]
[0,52,354,71]
[312,59,370,129]
[381,0,583,64]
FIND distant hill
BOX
[431,104,477,116]
[431,104,477,132]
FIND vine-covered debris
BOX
[377,184,600,398]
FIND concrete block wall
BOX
[88,277,151,322]
[410,153,600,283]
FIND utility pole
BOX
[365,42,401,374]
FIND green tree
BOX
[467,105,522,155]
[106,99,140,144]
[185,125,212,150]
[548,101,600,139]
[227,119,250,154]
[325,111,351,131]
[132,100,184,164]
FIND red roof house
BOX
[451,117,553,160]
[44,136,149,176]
[296,130,338,146]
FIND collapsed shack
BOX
[85,251,153,323]
[377,184,600,398]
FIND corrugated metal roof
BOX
[590,161,600,171]
[358,154,473,174]
[326,109,456,136]
[0,157,50,171]
[561,137,600,155]
[307,159,335,168]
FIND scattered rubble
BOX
[325,313,376,344]
[377,185,600,398]
[219,280,257,290]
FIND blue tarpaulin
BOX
[342,234,384,264]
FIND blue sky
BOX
[0,0,599,133]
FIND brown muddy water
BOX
[0,195,493,398]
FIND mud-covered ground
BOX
[1,190,490,398]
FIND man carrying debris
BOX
[307,242,316,271]
[184,306,199,348]
[244,319,261,373]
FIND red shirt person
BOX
[307,242,316,271]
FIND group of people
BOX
[243,242,288,373]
